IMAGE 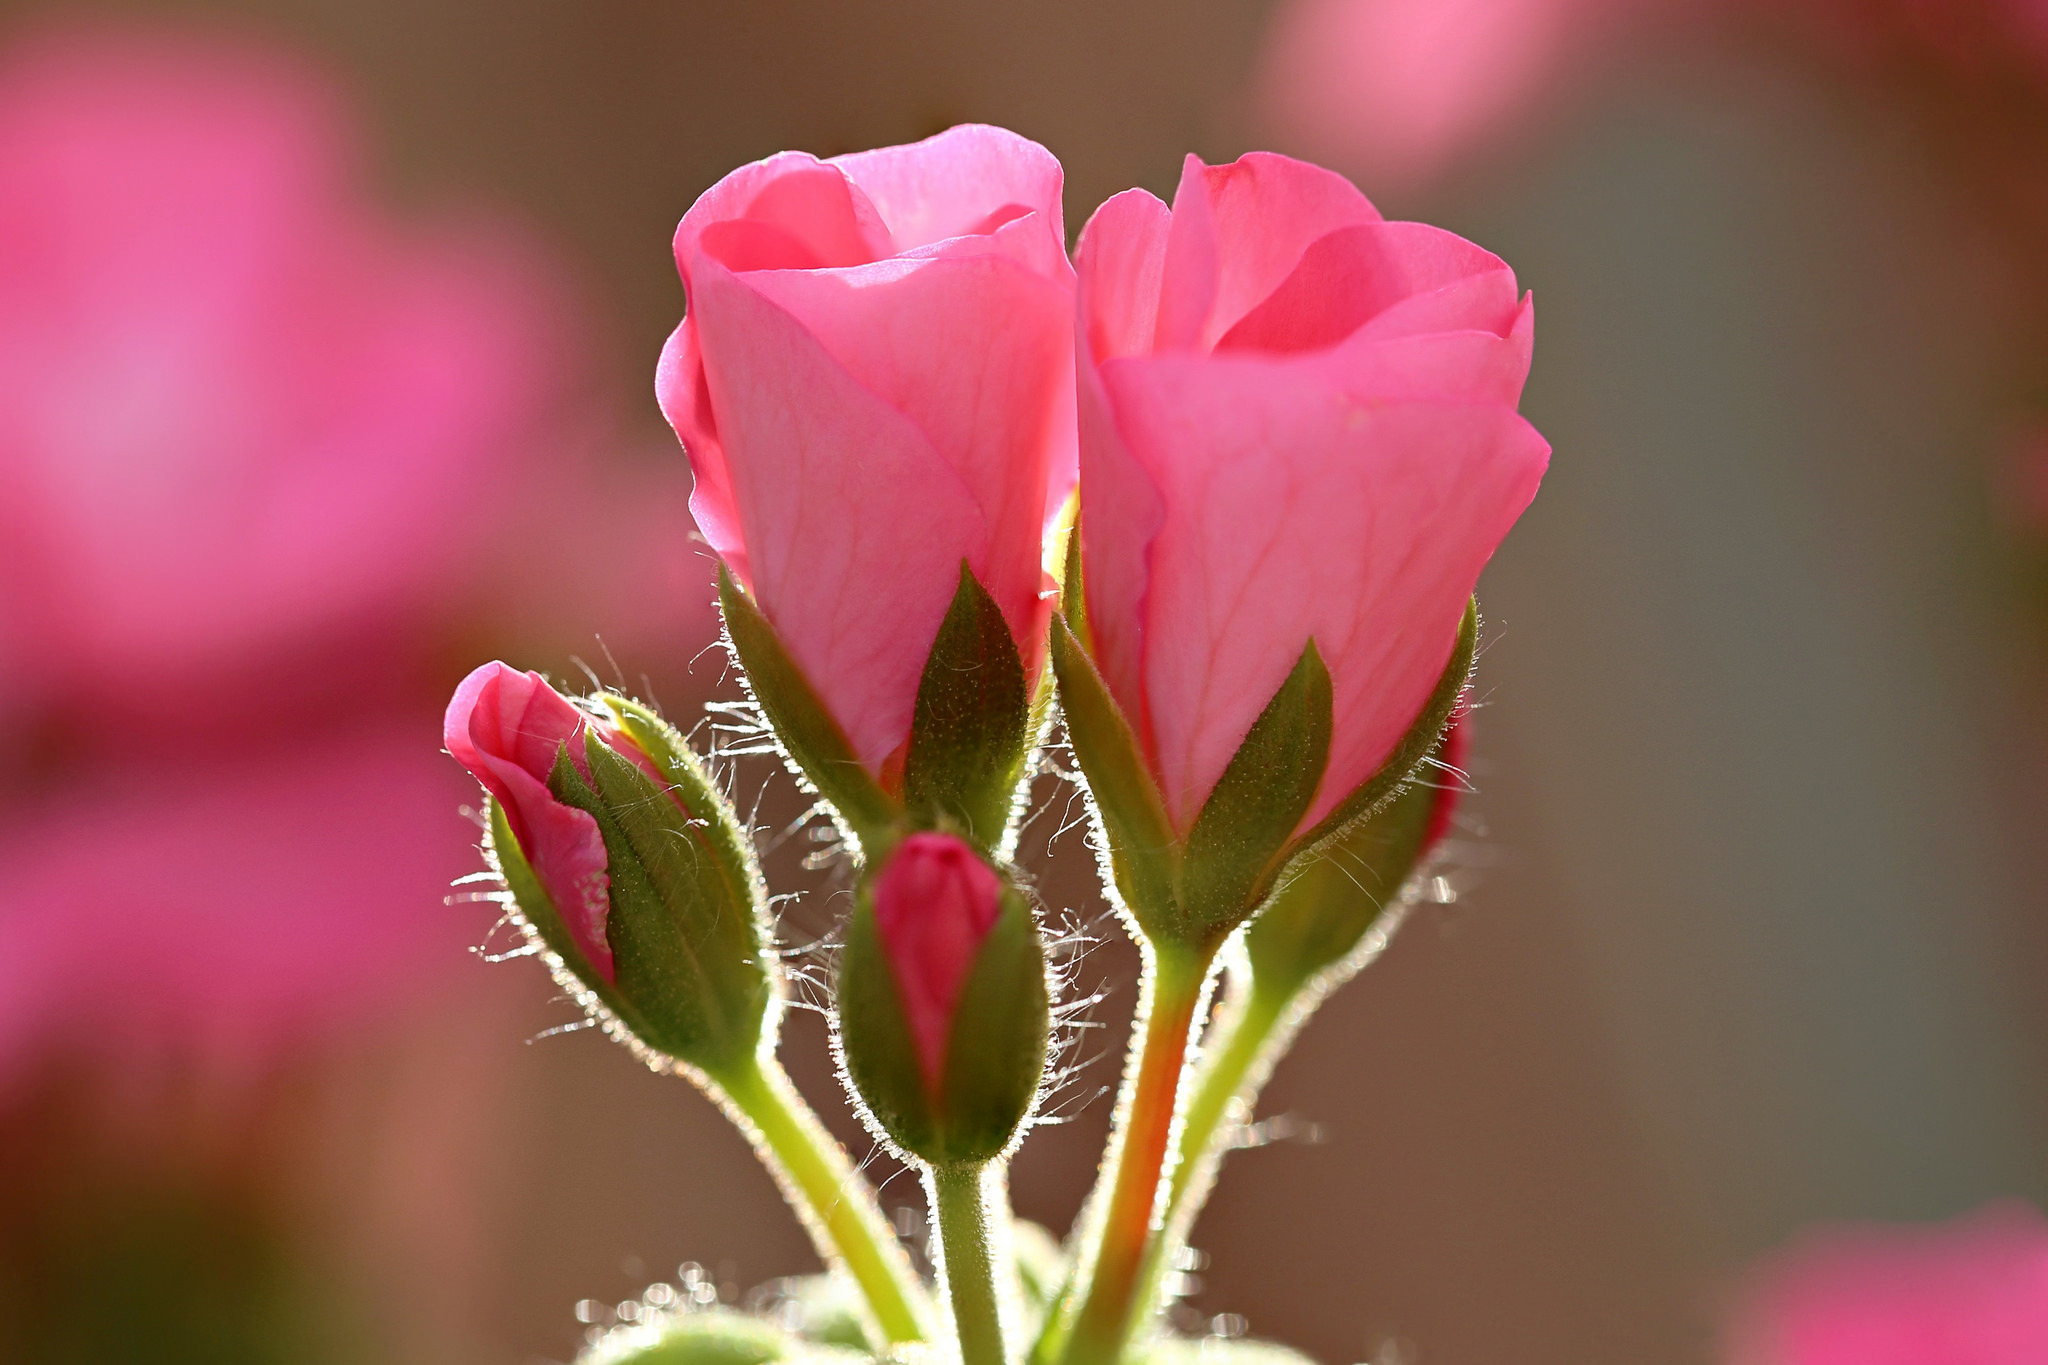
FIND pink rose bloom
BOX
[869,832,1007,1089]
[656,125,1077,776]
[1724,1204,2048,1365]
[443,662,668,982]
[1073,152,1548,833]
[0,25,580,736]
[0,726,484,1089]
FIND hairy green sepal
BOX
[903,564,1032,850]
[1052,600,1478,951]
[488,798,635,1020]
[837,894,1049,1167]
[717,565,899,854]
[542,727,775,1078]
[1176,641,1334,938]
[1292,599,1478,855]
[1244,742,1443,997]
[1048,616,1179,929]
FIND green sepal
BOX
[1058,505,1091,658]
[486,796,639,1029]
[1177,641,1334,940]
[1243,743,1442,998]
[835,899,931,1150]
[718,564,900,856]
[903,563,1031,849]
[578,1306,865,1365]
[546,733,773,1078]
[837,893,1049,1167]
[1290,597,1477,857]
[1047,615,1178,929]
[939,892,1051,1160]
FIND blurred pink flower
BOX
[1724,1203,2048,1365]
[1073,152,1547,832]
[1254,0,1643,193]
[656,124,1077,776]
[1254,0,2048,195]
[0,24,584,736]
[0,726,486,1088]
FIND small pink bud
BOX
[869,833,1006,1091]
[443,662,661,980]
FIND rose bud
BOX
[835,833,1049,1167]
[1056,150,1549,947]
[1243,718,1467,996]
[444,661,774,1077]
[656,125,1077,856]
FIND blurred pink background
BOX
[3,2,2047,1363]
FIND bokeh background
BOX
[3,2,2047,1363]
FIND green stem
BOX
[1134,975,1293,1324]
[931,1162,1009,1365]
[713,1057,931,1344]
[1048,941,1219,1365]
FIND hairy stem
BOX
[1135,975,1293,1325]
[1046,941,1219,1365]
[932,1162,1010,1365]
[714,1057,931,1344]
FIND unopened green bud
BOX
[836,834,1050,1166]
[447,662,775,1079]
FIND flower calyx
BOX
[718,562,1039,864]
[1049,600,1477,953]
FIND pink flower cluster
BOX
[653,126,1546,834]
[0,25,590,1087]
[446,126,1546,1077]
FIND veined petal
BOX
[735,253,1074,676]
[1104,355,1547,830]
[831,123,1065,260]
[690,256,988,771]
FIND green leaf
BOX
[1178,640,1334,939]
[1047,616,1179,930]
[751,1275,873,1353]
[1290,597,1478,857]
[579,1308,863,1365]
[717,565,900,855]
[903,563,1032,849]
